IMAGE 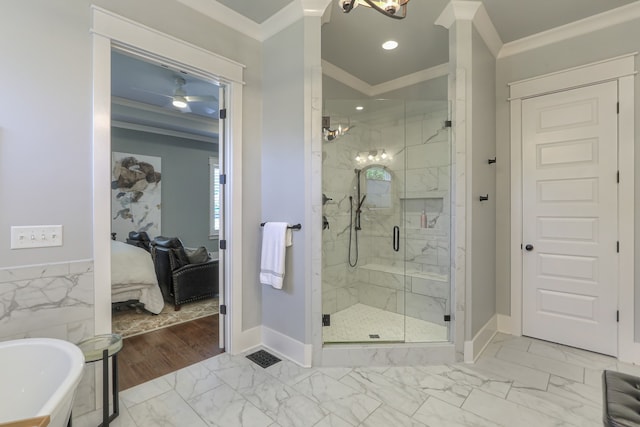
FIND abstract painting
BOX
[112,152,162,240]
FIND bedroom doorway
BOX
[108,48,225,349]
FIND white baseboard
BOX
[464,314,498,363]
[230,325,262,355]
[497,314,513,335]
[262,326,313,367]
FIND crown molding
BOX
[471,3,502,57]
[435,1,481,29]
[322,60,448,96]
[178,0,331,42]
[302,0,332,16]
[176,0,262,40]
[262,2,305,40]
[322,60,371,95]
[498,1,640,59]
[371,63,449,95]
[435,1,502,58]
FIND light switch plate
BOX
[11,225,63,249]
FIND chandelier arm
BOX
[342,0,356,13]
[362,0,407,19]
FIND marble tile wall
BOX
[322,103,451,328]
[0,260,97,416]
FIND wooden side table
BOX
[77,334,123,427]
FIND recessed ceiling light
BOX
[382,40,398,50]
[356,106,364,111]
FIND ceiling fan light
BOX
[172,96,187,109]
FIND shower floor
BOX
[322,303,448,343]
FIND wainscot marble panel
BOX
[0,260,96,416]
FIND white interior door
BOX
[521,81,618,356]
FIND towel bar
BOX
[260,223,302,230]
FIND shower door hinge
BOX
[617,171,620,183]
[219,174,227,185]
[444,120,452,128]
[444,314,451,322]
[219,108,227,119]
[617,310,619,322]
[219,239,227,250]
[617,241,619,253]
[220,304,227,315]
[322,314,330,326]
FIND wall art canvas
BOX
[112,152,162,240]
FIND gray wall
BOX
[0,0,264,329]
[111,128,218,251]
[470,27,497,336]
[261,19,307,342]
[494,18,640,342]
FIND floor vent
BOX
[369,334,380,339]
[246,349,281,369]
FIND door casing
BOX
[509,53,636,362]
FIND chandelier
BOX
[338,0,410,19]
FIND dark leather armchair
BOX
[150,236,218,311]
[126,231,151,252]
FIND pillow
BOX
[171,246,190,268]
[184,246,209,264]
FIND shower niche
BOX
[322,99,452,344]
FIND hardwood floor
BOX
[118,314,224,390]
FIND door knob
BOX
[525,244,534,251]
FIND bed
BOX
[111,239,164,314]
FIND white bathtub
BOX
[0,338,85,427]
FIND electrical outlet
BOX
[11,225,63,249]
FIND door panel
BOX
[522,81,618,356]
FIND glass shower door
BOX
[321,99,408,344]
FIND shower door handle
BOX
[392,226,400,252]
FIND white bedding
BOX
[111,240,164,314]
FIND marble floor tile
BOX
[313,413,353,427]
[295,372,381,425]
[91,332,623,427]
[382,366,471,407]
[265,359,315,386]
[546,375,602,409]
[73,400,136,427]
[340,368,429,416]
[412,397,497,427]
[419,364,511,399]
[360,404,426,427]
[314,366,353,380]
[506,385,601,427]
[120,376,173,408]
[462,389,568,427]
[490,333,534,352]
[162,362,224,401]
[238,376,327,427]
[471,355,550,390]
[188,382,274,427]
[127,390,208,427]
[496,345,585,382]
[527,340,617,370]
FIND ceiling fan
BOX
[130,76,217,114]
[169,77,217,112]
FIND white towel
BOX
[260,222,292,289]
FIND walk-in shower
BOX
[321,99,452,344]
